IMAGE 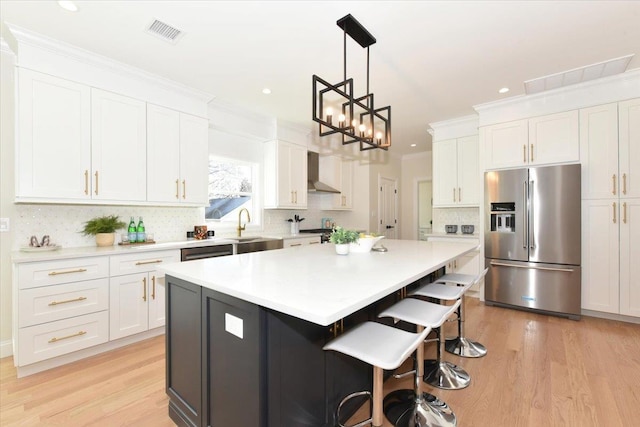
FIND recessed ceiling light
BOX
[410,143,417,147]
[57,1,78,12]
[262,88,271,95]
[498,87,510,94]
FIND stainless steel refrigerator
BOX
[484,164,581,319]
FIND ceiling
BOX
[2,1,639,155]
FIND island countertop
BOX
[160,239,478,326]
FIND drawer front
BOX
[17,311,109,366]
[19,278,109,327]
[110,250,180,276]
[18,257,109,289]
[283,236,321,247]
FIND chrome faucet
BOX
[237,208,251,237]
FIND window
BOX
[206,157,260,226]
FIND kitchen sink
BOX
[235,237,283,254]
[233,237,262,242]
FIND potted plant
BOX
[81,215,126,247]
[329,226,359,255]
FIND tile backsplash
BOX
[432,207,479,233]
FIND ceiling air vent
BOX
[146,18,184,44]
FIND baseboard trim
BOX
[581,309,640,325]
[0,339,13,359]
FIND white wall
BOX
[400,151,432,240]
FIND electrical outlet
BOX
[0,218,9,232]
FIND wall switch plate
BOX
[0,218,8,232]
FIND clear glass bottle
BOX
[136,217,146,243]
[128,216,137,243]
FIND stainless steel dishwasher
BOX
[180,244,234,261]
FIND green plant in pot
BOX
[329,226,359,255]
[81,215,126,247]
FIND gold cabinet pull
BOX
[290,243,302,247]
[48,268,87,276]
[612,174,617,195]
[135,259,162,265]
[530,144,534,162]
[151,275,156,300]
[175,179,179,199]
[291,191,294,203]
[49,331,86,343]
[623,202,627,224]
[523,145,527,163]
[182,179,186,199]
[294,191,298,204]
[142,277,147,302]
[458,187,462,202]
[613,202,617,224]
[622,173,627,195]
[84,170,89,195]
[309,241,320,245]
[48,296,87,306]
[94,171,99,195]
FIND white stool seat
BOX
[323,321,431,371]
[379,298,461,328]
[411,282,466,301]
[433,273,476,286]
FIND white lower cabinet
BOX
[109,250,179,339]
[426,236,480,291]
[283,236,322,248]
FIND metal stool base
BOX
[383,389,457,427]
[423,360,470,390]
[445,337,487,358]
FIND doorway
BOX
[417,179,433,240]
[378,176,398,239]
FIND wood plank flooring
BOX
[1,298,639,426]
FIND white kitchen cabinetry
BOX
[283,236,322,248]
[581,98,640,318]
[426,236,480,293]
[320,155,353,210]
[147,105,209,205]
[109,250,179,340]
[16,69,91,201]
[14,256,110,366]
[433,135,479,206]
[483,110,579,170]
[264,140,307,209]
[91,88,147,202]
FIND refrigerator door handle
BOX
[523,181,528,249]
[529,180,535,250]
[490,261,575,273]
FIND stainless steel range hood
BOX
[307,151,340,193]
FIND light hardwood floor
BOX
[1,299,639,426]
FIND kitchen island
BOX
[160,239,478,427]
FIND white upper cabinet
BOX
[16,69,91,201]
[320,155,353,210]
[264,140,307,209]
[91,88,147,202]
[483,110,579,170]
[147,105,208,205]
[433,135,479,207]
[619,98,640,199]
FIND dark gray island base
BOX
[165,274,412,427]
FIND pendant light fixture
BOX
[312,14,391,151]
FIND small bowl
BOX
[445,225,458,234]
[349,235,385,253]
[461,225,475,234]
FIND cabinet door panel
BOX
[17,69,91,200]
[581,200,620,313]
[180,113,209,205]
[457,135,480,205]
[147,105,180,202]
[580,103,619,200]
[433,139,457,206]
[528,110,579,166]
[619,98,640,199]
[109,273,148,339]
[620,199,640,317]
[289,144,307,207]
[91,89,147,201]
[483,119,528,169]
[148,273,166,329]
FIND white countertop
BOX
[159,239,479,326]
[427,232,480,239]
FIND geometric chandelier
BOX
[312,14,391,151]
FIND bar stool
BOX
[414,268,488,358]
[323,321,432,427]
[378,297,462,426]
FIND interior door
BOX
[379,177,398,239]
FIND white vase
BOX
[335,243,350,255]
[95,232,115,247]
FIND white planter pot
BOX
[95,233,115,247]
[334,243,350,255]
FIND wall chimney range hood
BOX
[307,152,340,193]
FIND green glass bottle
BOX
[136,217,146,243]
[128,217,137,243]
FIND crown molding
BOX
[428,114,479,141]
[5,23,213,103]
[0,37,15,56]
